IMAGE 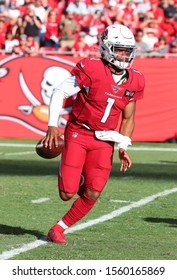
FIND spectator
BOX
[44,9,60,49]
[47,0,58,9]
[33,0,49,47]
[89,9,106,34]
[84,26,98,47]
[142,18,163,38]
[12,33,35,55]
[136,0,151,22]
[0,12,18,33]
[160,12,177,44]
[12,16,24,39]
[34,0,47,22]
[55,0,66,17]
[26,35,39,54]
[103,0,118,24]
[146,0,165,24]
[152,35,169,55]
[22,3,42,50]
[116,1,139,32]
[42,0,51,11]
[134,28,151,56]
[76,10,93,32]
[66,0,90,31]
[142,29,159,50]
[85,27,99,54]
[173,0,177,21]
[87,0,104,14]
[168,42,177,54]
[159,0,176,17]
[0,0,7,13]
[66,0,88,19]
[7,0,25,18]
[94,0,107,10]
[19,0,32,17]
[0,20,6,49]
[3,29,19,53]
[139,10,164,38]
[71,31,90,56]
[59,11,79,50]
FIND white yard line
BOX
[0,151,35,156]
[31,198,50,203]
[0,187,177,260]
[0,143,35,147]
[122,176,134,180]
[1,144,177,157]
[0,143,177,152]
[129,147,177,151]
[110,199,135,203]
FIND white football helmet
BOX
[100,24,136,69]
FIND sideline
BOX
[0,187,177,260]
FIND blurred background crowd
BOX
[0,0,177,57]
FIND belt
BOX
[69,120,95,132]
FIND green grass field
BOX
[0,139,177,260]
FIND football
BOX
[36,136,64,159]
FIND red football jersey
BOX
[70,57,145,131]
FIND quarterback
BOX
[44,24,145,244]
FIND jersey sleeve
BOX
[71,58,92,88]
[132,70,145,101]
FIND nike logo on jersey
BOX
[112,85,120,93]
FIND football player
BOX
[44,24,145,244]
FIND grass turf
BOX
[0,140,177,260]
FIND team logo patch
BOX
[124,90,135,97]
[101,29,108,40]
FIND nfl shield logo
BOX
[72,132,78,138]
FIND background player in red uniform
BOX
[44,24,145,244]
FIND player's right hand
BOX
[43,126,60,149]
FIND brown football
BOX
[36,136,64,159]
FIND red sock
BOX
[62,193,96,227]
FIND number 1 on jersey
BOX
[101,97,115,123]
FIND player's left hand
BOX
[118,149,132,173]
